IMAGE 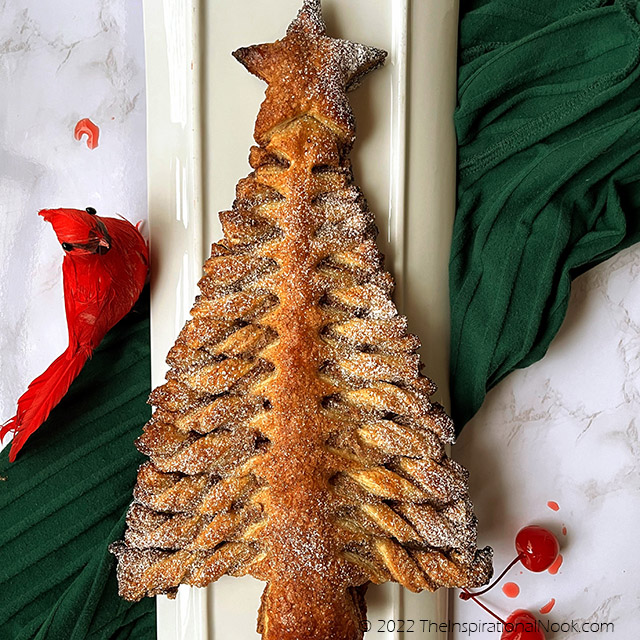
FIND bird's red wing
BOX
[62,257,114,349]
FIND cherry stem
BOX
[460,589,506,626]
[459,554,524,600]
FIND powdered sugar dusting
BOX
[288,0,325,37]
[111,2,490,635]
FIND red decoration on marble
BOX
[502,582,520,598]
[74,118,100,149]
[539,598,555,614]
[547,554,563,575]
[547,501,560,511]
[501,610,545,640]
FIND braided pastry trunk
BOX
[111,2,492,638]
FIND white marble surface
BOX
[0,0,146,432]
[1,2,639,639]
[452,245,640,639]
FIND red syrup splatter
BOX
[548,554,563,575]
[547,501,560,511]
[539,598,556,614]
[502,582,520,598]
[562,525,567,536]
[74,118,100,149]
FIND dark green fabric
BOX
[450,0,640,429]
[0,290,155,640]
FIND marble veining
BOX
[453,244,640,639]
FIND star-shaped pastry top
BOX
[233,0,387,149]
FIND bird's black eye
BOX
[62,242,73,251]
[86,207,97,215]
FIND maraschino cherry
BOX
[460,525,559,600]
[459,525,560,639]
[501,610,545,640]
[459,592,546,639]
[515,525,559,572]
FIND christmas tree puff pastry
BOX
[111,2,493,638]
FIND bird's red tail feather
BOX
[1,347,89,462]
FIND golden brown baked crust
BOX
[110,2,492,638]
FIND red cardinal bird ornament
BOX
[1,207,149,462]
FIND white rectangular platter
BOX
[142,1,460,638]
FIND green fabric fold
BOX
[0,290,155,640]
[450,0,640,429]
